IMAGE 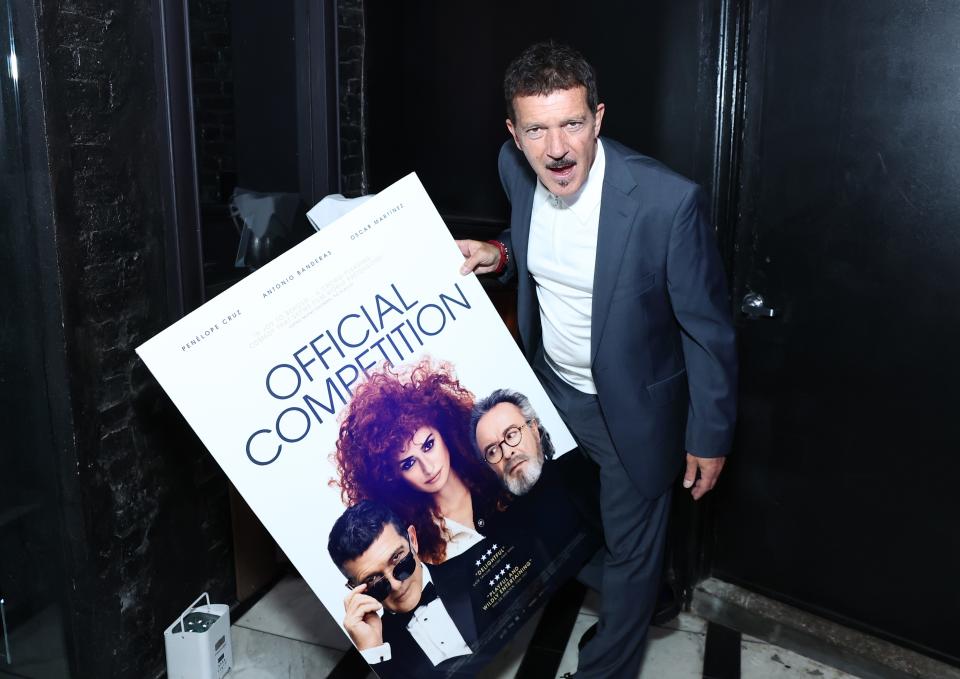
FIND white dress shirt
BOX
[359,565,473,667]
[441,516,485,560]
[527,139,606,394]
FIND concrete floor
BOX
[227,574,862,679]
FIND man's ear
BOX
[530,418,542,447]
[593,103,606,138]
[408,524,418,554]
[506,118,522,150]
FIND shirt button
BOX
[477,519,485,528]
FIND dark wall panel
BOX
[25,1,235,676]
[365,1,712,228]
[715,0,960,664]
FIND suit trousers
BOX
[535,353,672,679]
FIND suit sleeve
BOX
[666,186,738,457]
[495,142,519,284]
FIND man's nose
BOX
[545,129,566,158]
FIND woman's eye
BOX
[400,457,415,471]
[422,436,434,452]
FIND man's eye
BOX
[525,127,544,139]
[566,121,584,131]
[400,457,415,471]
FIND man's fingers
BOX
[344,590,382,624]
[352,599,382,620]
[457,239,500,275]
[460,250,488,275]
[691,476,714,501]
[687,455,725,500]
[682,455,698,489]
[344,585,379,615]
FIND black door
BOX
[714,0,960,664]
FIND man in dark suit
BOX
[471,388,601,534]
[458,42,738,678]
[328,501,481,678]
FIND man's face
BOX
[506,86,605,197]
[343,524,423,614]
[475,402,545,495]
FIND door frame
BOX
[671,0,751,603]
[152,0,342,317]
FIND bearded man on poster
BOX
[457,41,738,678]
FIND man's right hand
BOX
[343,585,384,650]
[456,239,502,275]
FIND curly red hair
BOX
[333,358,501,564]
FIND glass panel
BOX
[0,0,72,676]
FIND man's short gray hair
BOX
[470,389,555,462]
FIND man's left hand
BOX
[682,454,726,500]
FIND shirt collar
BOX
[537,138,606,222]
[420,563,433,591]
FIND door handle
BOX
[741,291,777,319]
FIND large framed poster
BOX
[137,175,599,677]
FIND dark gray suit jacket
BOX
[497,137,738,498]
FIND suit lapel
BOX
[591,141,639,363]
[512,175,537,353]
[430,561,479,647]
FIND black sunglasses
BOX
[346,537,417,602]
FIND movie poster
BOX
[137,174,600,678]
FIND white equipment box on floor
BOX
[164,592,233,679]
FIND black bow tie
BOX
[391,582,439,628]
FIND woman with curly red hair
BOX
[333,358,503,564]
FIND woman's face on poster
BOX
[396,426,453,494]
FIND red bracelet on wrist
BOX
[486,240,508,274]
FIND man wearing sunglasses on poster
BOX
[328,500,480,678]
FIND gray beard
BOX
[503,455,544,496]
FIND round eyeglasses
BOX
[483,420,533,464]
[346,535,416,602]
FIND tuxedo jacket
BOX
[375,560,481,678]
[497,137,738,498]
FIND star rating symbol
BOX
[505,564,511,570]
[492,544,498,550]
[499,568,506,576]
[475,559,481,566]
[495,574,501,581]
[489,580,494,586]
[481,554,487,561]
[486,548,493,556]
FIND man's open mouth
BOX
[547,161,575,179]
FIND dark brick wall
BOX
[35,1,234,677]
[20,3,365,674]
[338,0,367,196]
[188,0,236,208]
